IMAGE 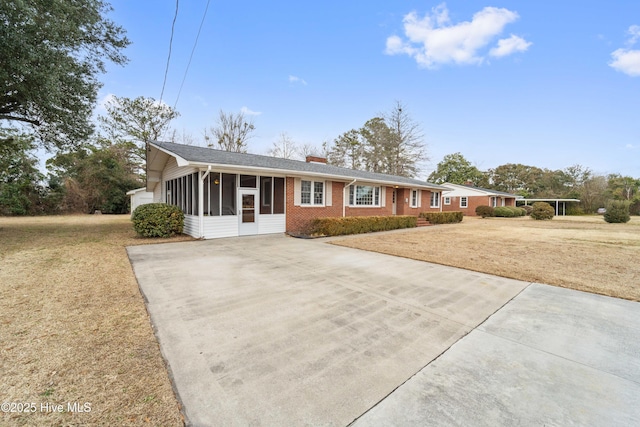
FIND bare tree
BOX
[383,100,428,177]
[170,128,196,145]
[205,110,255,152]
[267,132,299,159]
[299,142,321,159]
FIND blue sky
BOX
[96,0,640,179]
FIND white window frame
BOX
[430,191,440,208]
[300,179,324,206]
[444,196,451,205]
[349,185,381,207]
[410,189,419,208]
[460,196,468,208]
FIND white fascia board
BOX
[188,161,441,190]
[149,142,189,167]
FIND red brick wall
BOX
[286,178,343,234]
[396,189,441,216]
[285,180,447,232]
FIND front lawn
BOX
[331,215,640,301]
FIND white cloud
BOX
[610,25,640,76]
[240,106,262,116]
[626,143,638,150]
[490,34,532,57]
[610,49,640,76]
[288,75,307,85]
[626,25,640,46]
[385,3,530,68]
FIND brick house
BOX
[145,141,448,239]
[441,183,520,216]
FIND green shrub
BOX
[530,202,554,220]
[521,205,533,215]
[604,200,631,223]
[494,206,515,217]
[475,205,495,218]
[565,204,584,216]
[132,203,184,237]
[310,215,416,236]
[419,211,464,224]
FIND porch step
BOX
[416,218,431,227]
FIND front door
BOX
[239,189,258,236]
[392,189,397,215]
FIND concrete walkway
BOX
[127,234,529,426]
[352,283,640,426]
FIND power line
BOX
[160,0,180,104]
[173,0,212,110]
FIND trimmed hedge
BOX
[530,202,554,220]
[310,215,416,236]
[419,211,464,224]
[494,206,526,217]
[604,200,631,223]
[132,203,184,237]
[475,205,495,218]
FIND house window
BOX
[260,176,272,214]
[491,196,497,207]
[273,178,285,213]
[444,196,451,205]
[301,180,324,205]
[260,176,286,214]
[240,175,256,188]
[460,196,468,208]
[349,185,380,206]
[221,173,236,215]
[166,172,199,215]
[410,189,419,208]
[430,191,440,208]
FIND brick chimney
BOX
[464,180,475,187]
[305,155,327,164]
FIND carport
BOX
[519,198,581,215]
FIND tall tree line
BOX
[429,152,640,214]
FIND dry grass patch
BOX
[0,215,193,426]
[331,216,640,302]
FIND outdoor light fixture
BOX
[214,178,220,185]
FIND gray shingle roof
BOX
[442,182,520,198]
[152,141,447,190]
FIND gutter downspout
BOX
[343,179,357,217]
[199,166,212,238]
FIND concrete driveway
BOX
[127,234,640,426]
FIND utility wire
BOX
[160,0,180,104]
[173,0,212,110]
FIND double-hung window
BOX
[410,189,419,208]
[430,191,440,208]
[349,185,380,206]
[460,196,468,208]
[444,196,451,205]
[301,180,324,205]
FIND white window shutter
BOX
[418,190,422,208]
[294,178,301,206]
[380,186,386,207]
[325,181,332,206]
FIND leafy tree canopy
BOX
[0,0,129,150]
[428,152,485,185]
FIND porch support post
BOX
[199,166,211,238]
[343,179,357,217]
